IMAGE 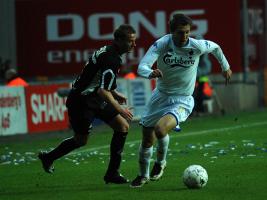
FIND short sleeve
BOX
[98,53,119,91]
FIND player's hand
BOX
[115,93,127,105]
[112,90,127,104]
[222,69,232,85]
[120,107,133,122]
[117,97,127,105]
[149,69,163,79]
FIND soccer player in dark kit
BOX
[38,24,136,184]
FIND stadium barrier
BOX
[118,78,152,120]
[0,78,152,136]
[0,86,27,136]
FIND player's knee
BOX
[110,116,129,132]
[154,125,166,139]
[117,121,129,132]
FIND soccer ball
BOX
[182,165,208,189]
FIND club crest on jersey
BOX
[163,52,195,68]
[188,49,194,59]
[189,50,194,55]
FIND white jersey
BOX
[138,34,230,95]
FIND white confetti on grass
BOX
[1,121,267,166]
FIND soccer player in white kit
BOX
[130,13,232,187]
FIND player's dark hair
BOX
[114,24,136,41]
[169,13,193,32]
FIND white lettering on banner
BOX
[248,9,264,35]
[129,11,166,38]
[48,49,93,63]
[47,51,63,63]
[47,15,84,41]
[46,10,208,41]
[31,92,67,124]
[47,48,145,65]
[88,13,124,39]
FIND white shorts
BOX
[140,88,194,128]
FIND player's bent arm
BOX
[137,64,153,78]
[137,44,159,78]
[212,47,232,85]
[111,90,127,104]
[211,47,230,72]
[198,40,230,72]
[111,89,123,98]
[97,88,123,112]
[97,88,133,121]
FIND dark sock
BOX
[105,131,128,176]
[46,137,80,161]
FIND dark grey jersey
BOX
[72,45,122,95]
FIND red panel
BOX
[25,84,69,133]
[15,0,242,77]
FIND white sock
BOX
[138,145,153,178]
[156,134,169,166]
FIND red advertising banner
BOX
[25,84,69,133]
[16,0,242,77]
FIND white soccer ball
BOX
[182,165,208,189]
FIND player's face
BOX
[119,33,137,54]
[171,24,191,47]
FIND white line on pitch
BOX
[70,121,267,155]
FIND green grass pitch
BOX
[1,109,267,200]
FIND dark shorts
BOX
[66,90,119,135]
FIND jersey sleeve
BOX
[98,54,118,91]
[138,36,166,78]
[197,39,230,71]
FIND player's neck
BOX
[112,42,124,55]
[173,38,189,48]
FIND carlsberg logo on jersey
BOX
[163,52,195,68]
